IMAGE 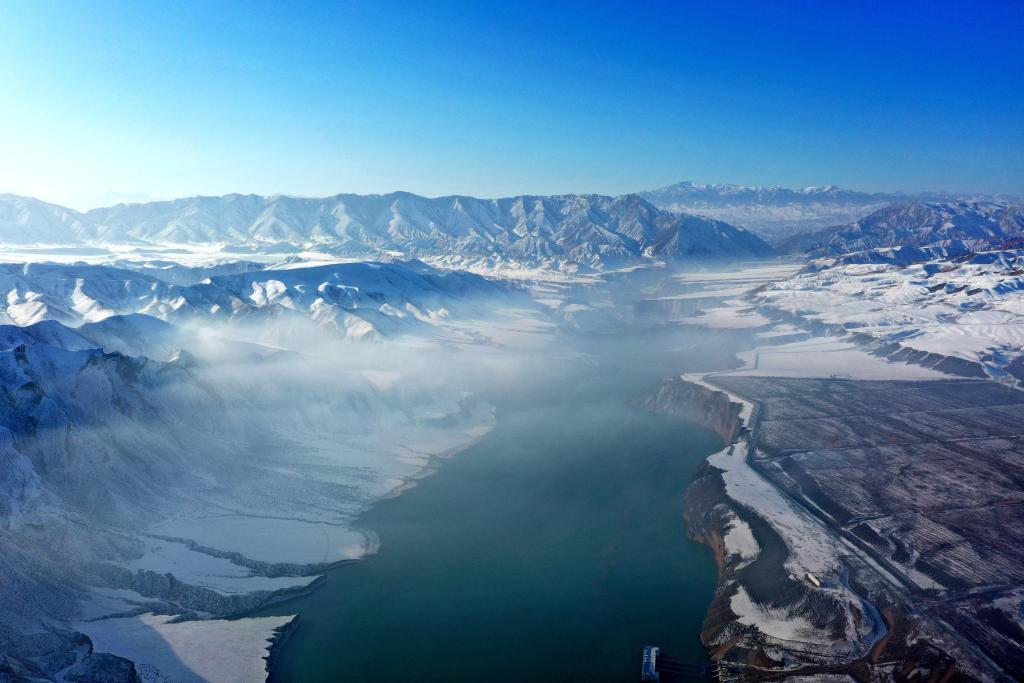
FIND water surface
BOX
[260,330,726,681]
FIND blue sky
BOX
[0,0,1021,208]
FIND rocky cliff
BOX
[640,378,743,443]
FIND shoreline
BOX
[254,418,497,680]
[250,370,722,681]
[71,413,499,683]
[263,614,301,679]
[675,371,884,671]
[677,361,1013,679]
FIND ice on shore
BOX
[148,517,372,566]
[127,539,320,594]
[75,613,294,683]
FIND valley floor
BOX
[4,250,1024,682]
[663,265,1024,681]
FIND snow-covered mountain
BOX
[0,314,179,359]
[778,201,1024,257]
[640,181,1018,241]
[0,260,524,342]
[0,194,97,244]
[0,191,773,269]
[639,211,770,260]
[640,182,898,239]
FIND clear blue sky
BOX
[1,0,1021,208]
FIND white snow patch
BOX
[730,585,834,645]
[722,513,760,565]
[76,612,292,683]
[682,305,772,329]
[149,517,371,566]
[731,337,946,380]
[127,539,319,595]
[708,439,838,577]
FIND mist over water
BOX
[1,0,1018,673]
[255,319,751,681]
[0,250,766,682]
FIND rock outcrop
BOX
[641,378,743,443]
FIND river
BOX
[257,326,735,681]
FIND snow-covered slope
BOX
[0,324,496,680]
[0,260,525,342]
[0,194,98,244]
[640,211,771,260]
[641,181,1018,241]
[0,314,179,358]
[0,262,179,326]
[2,191,773,269]
[778,201,1024,257]
[756,248,1024,380]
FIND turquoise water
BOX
[259,334,725,681]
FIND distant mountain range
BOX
[0,192,773,270]
[8,184,1023,268]
[640,181,1020,241]
[777,201,1024,258]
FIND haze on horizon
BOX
[1,0,1022,210]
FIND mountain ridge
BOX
[0,191,773,269]
[0,259,529,343]
[777,200,1024,257]
[640,181,1020,240]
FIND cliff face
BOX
[641,378,742,443]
